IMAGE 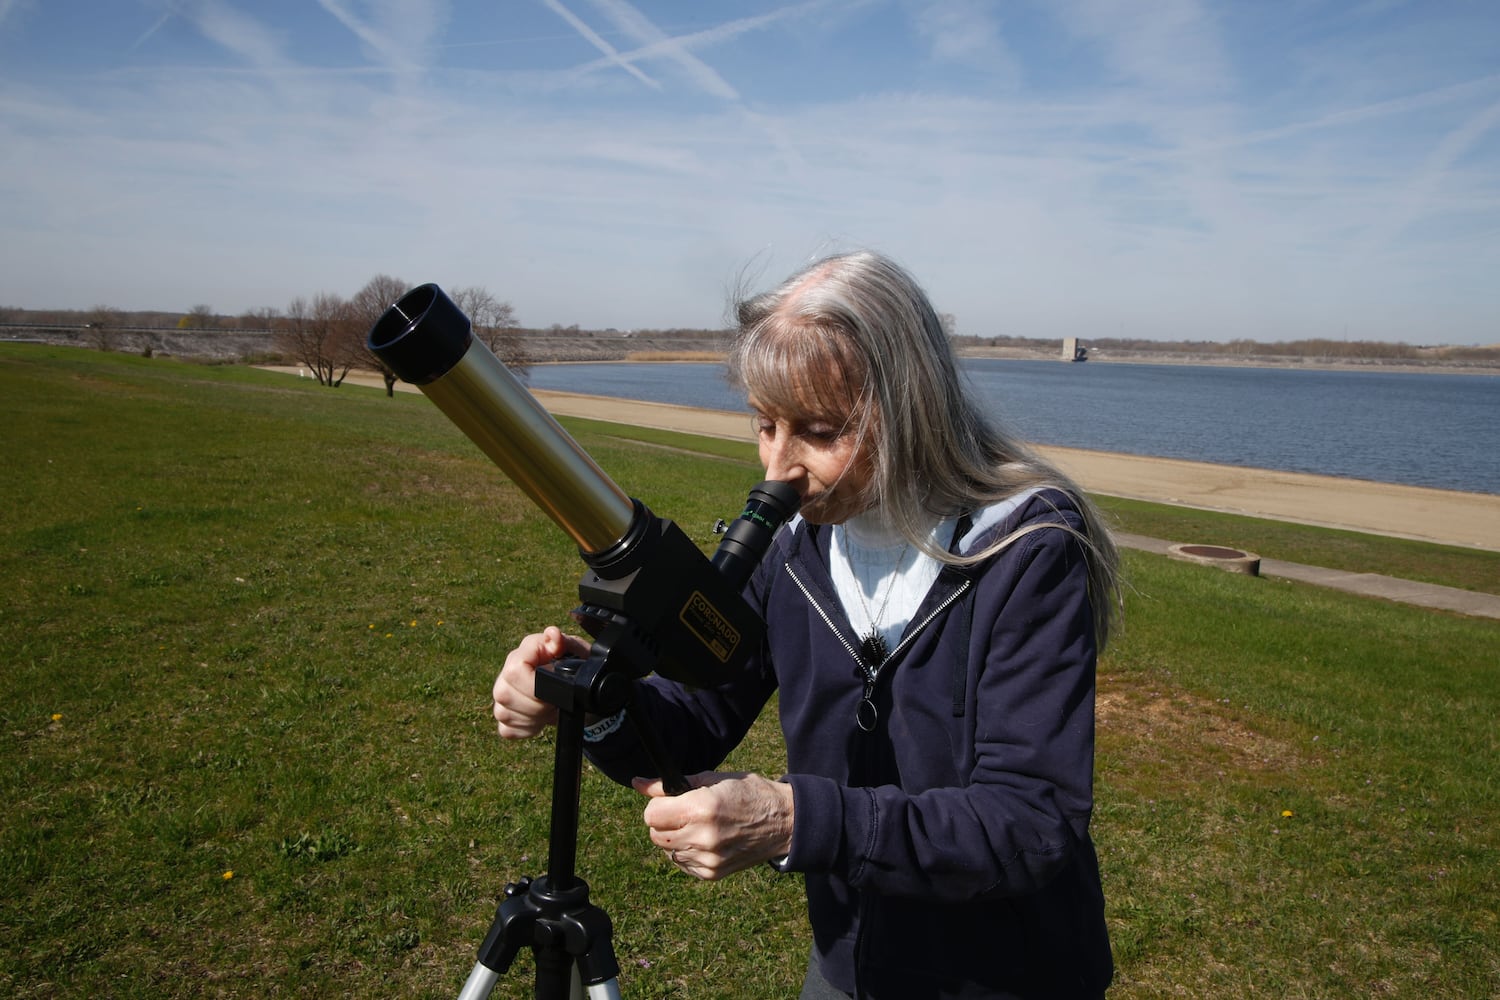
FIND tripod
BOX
[366,286,800,999]
[456,627,689,1000]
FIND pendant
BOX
[858,631,889,669]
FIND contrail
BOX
[131,12,174,50]
[543,0,660,90]
[585,0,737,98]
[316,0,416,77]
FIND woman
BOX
[493,250,1121,999]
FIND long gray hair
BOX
[727,250,1121,647]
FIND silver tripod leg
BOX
[583,968,624,1000]
[456,961,500,1000]
[456,959,623,1000]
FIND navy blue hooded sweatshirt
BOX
[586,488,1112,999]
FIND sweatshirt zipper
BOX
[886,580,971,664]
[785,563,974,997]
[784,565,971,726]
[785,564,863,665]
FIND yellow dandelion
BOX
[51,713,63,722]
[410,620,418,627]
[1281,810,1294,818]
[222,870,234,880]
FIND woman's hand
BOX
[492,626,589,739]
[634,772,795,881]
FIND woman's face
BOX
[749,386,876,525]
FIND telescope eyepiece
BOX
[710,480,800,591]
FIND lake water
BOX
[524,360,1500,496]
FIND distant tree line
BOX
[0,276,525,396]
[7,296,1494,370]
[950,334,1500,364]
[270,276,525,395]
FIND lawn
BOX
[2,345,1495,998]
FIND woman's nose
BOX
[761,434,803,483]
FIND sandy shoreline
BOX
[266,368,1500,552]
[513,389,1488,554]
[528,390,1500,552]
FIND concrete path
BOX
[1117,533,1500,620]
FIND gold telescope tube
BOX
[367,284,635,556]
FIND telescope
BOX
[367,284,798,1000]
[367,283,797,690]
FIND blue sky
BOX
[1,1,1497,345]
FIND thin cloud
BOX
[1108,72,1500,168]
[543,0,660,90]
[570,2,820,97]
[314,0,445,83]
[580,0,738,99]
[174,0,289,71]
[911,0,1012,71]
[131,12,173,50]
[1060,0,1232,96]
[0,0,29,32]
[1356,95,1500,261]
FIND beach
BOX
[528,389,1500,553]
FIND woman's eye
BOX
[751,411,846,444]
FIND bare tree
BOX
[277,293,358,386]
[319,294,362,386]
[239,306,280,332]
[179,304,217,329]
[348,274,410,396]
[452,285,527,379]
[279,297,313,376]
[86,305,124,351]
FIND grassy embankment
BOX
[3,344,1496,998]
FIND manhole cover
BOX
[1178,545,1249,559]
[1166,543,1262,576]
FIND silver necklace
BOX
[851,570,899,668]
[840,527,909,731]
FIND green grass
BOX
[2,344,1496,998]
